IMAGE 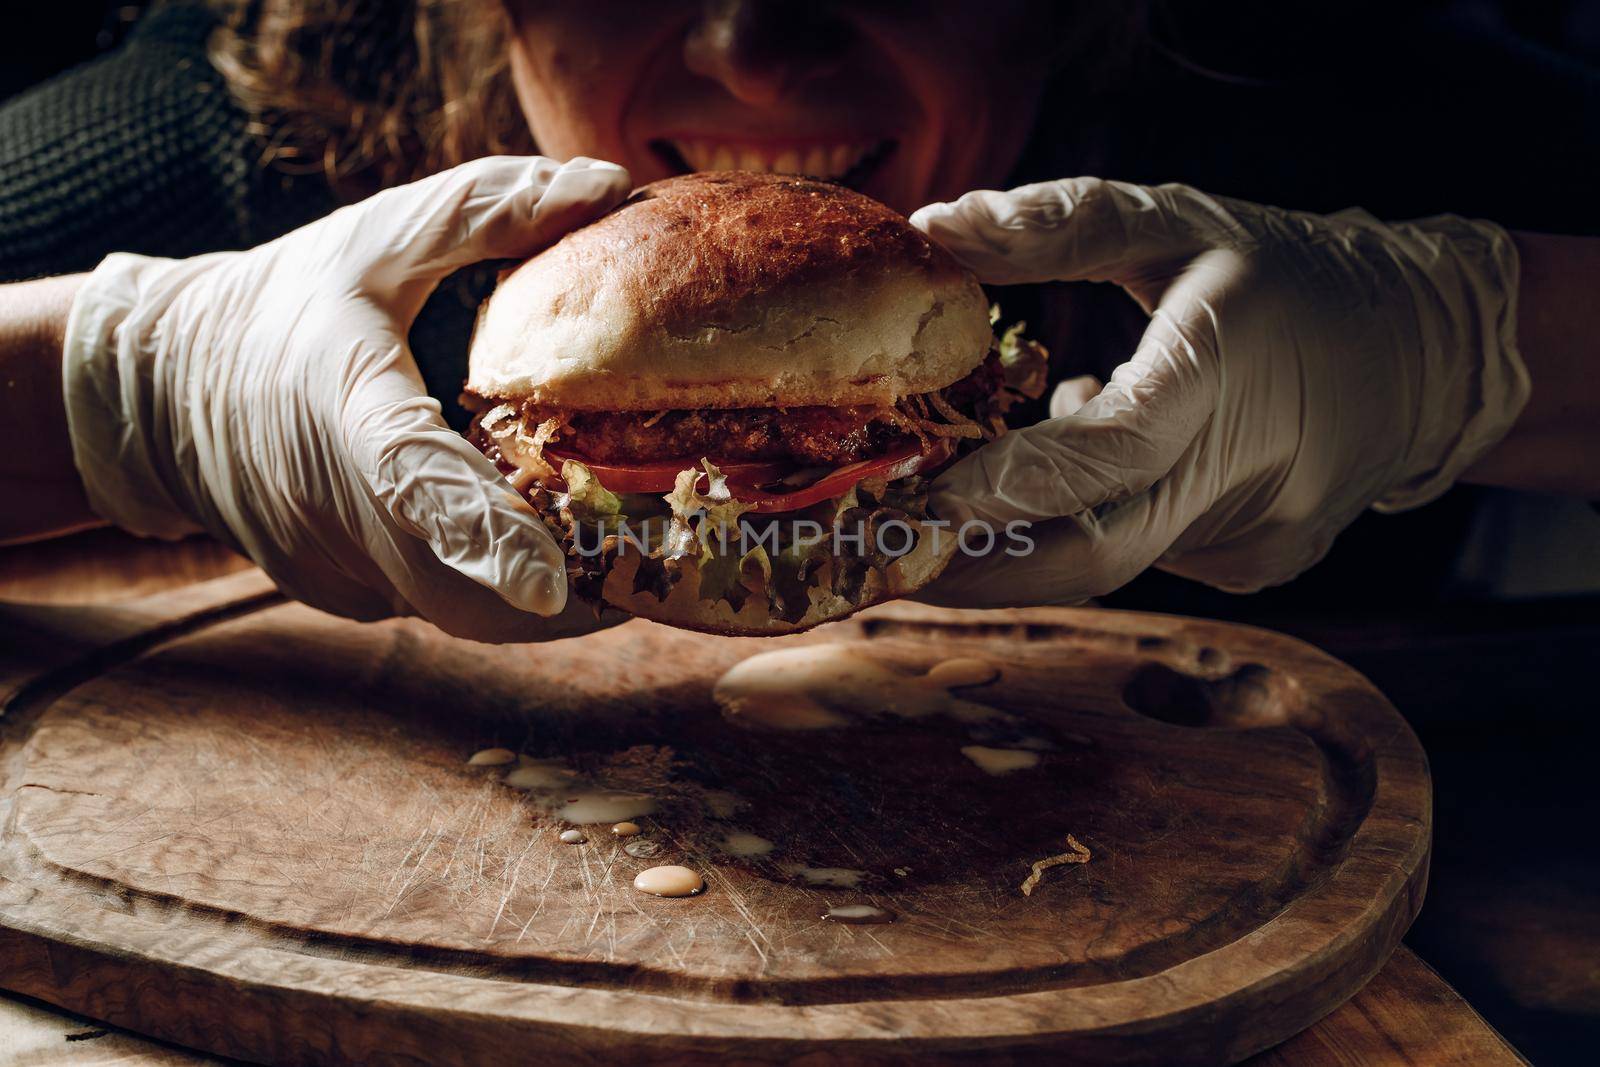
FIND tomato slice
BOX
[544,449,788,493]
[544,440,951,511]
[737,439,953,514]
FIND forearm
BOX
[0,274,97,544]
[1464,231,1600,496]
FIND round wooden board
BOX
[0,572,1430,1065]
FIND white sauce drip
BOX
[823,904,895,925]
[624,838,664,859]
[782,864,865,888]
[634,865,704,898]
[497,755,657,824]
[922,657,1000,688]
[959,746,1042,776]
[718,831,775,857]
[504,757,580,790]
[702,790,744,818]
[712,645,1008,731]
[556,792,657,824]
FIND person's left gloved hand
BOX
[63,155,630,641]
[909,178,1529,606]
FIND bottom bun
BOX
[596,517,959,636]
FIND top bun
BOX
[467,172,991,410]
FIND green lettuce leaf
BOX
[662,459,757,562]
[739,544,775,602]
[998,320,1049,399]
[693,543,746,607]
[696,542,779,613]
[557,460,622,523]
[544,452,934,622]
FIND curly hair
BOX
[207,0,1149,197]
[207,0,534,195]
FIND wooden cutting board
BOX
[0,571,1430,1065]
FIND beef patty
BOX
[533,404,913,467]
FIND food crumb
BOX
[1020,835,1091,897]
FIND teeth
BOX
[678,140,710,170]
[668,139,879,179]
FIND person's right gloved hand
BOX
[909,178,1529,606]
[63,155,631,641]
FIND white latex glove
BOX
[910,178,1529,605]
[63,156,631,641]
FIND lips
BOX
[649,138,895,187]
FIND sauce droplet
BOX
[624,838,663,859]
[504,758,579,789]
[713,645,1009,731]
[823,904,895,925]
[558,829,586,845]
[611,821,641,838]
[556,792,657,824]
[634,865,704,897]
[467,747,516,766]
[782,864,865,888]
[702,789,743,818]
[924,657,999,688]
[718,831,775,857]
[960,745,1042,776]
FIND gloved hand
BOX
[63,156,631,641]
[910,178,1529,605]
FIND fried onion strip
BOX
[1019,835,1091,897]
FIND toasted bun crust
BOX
[597,518,958,636]
[467,172,991,411]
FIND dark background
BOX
[0,2,147,101]
[7,1,1600,103]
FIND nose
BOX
[684,0,844,107]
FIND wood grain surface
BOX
[0,568,1433,1064]
[0,528,249,605]
[0,944,1523,1067]
[1244,947,1525,1066]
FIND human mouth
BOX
[649,138,895,187]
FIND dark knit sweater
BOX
[0,5,333,277]
[0,3,489,425]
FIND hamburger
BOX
[465,172,1046,635]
